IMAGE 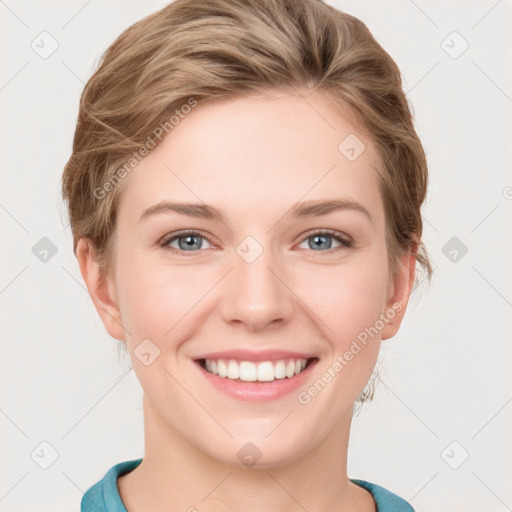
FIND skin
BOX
[77,88,417,512]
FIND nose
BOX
[220,244,295,332]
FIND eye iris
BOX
[310,234,332,250]
[179,234,202,250]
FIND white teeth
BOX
[218,360,227,378]
[240,361,257,381]
[202,358,310,382]
[257,361,275,382]
[227,360,240,379]
[274,361,286,379]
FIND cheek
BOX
[299,259,388,345]
[117,255,213,344]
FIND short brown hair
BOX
[61,0,432,285]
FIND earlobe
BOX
[76,238,126,341]
[380,247,418,341]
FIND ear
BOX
[380,244,418,341]
[76,238,126,341]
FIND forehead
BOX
[117,90,384,226]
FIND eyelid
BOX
[299,228,352,244]
[158,229,217,249]
[159,228,354,254]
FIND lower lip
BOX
[195,360,318,402]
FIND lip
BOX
[193,349,317,362]
[194,357,319,402]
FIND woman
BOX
[62,0,432,510]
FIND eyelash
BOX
[158,229,353,255]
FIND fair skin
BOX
[77,89,416,512]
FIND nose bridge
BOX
[221,235,294,330]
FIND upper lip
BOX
[193,349,318,362]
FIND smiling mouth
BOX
[197,357,318,383]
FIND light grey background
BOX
[1,1,511,511]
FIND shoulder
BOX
[81,459,143,512]
[351,479,415,512]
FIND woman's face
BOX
[87,89,413,468]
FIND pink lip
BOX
[193,349,317,362]
[194,358,318,402]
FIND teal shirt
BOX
[81,459,414,511]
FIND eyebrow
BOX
[139,199,373,225]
